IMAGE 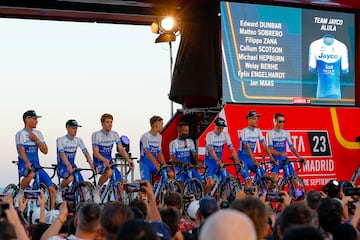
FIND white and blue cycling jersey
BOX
[169,138,195,164]
[169,138,201,182]
[308,35,349,99]
[205,130,233,164]
[15,128,53,187]
[92,130,122,180]
[16,128,45,173]
[238,127,265,158]
[238,127,266,176]
[56,135,88,179]
[204,130,233,179]
[139,131,162,181]
[266,129,296,175]
[266,129,293,162]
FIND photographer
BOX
[349,201,360,232]
[1,194,29,240]
[342,186,360,232]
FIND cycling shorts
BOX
[95,161,123,181]
[174,165,202,182]
[57,165,84,182]
[271,161,295,175]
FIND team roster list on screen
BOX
[221,1,355,105]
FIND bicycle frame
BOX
[154,166,168,199]
[64,168,96,204]
[99,162,132,204]
[232,159,278,198]
[100,168,121,203]
[277,159,304,185]
[276,158,306,203]
[209,167,229,197]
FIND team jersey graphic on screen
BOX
[308,34,349,99]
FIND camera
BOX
[322,180,340,198]
[0,194,7,201]
[348,200,358,215]
[24,189,41,200]
[343,187,360,196]
[220,200,230,209]
[64,192,76,213]
[0,202,10,218]
[125,183,145,193]
[244,187,256,194]
[266,192,283,202]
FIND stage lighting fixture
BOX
[120,135,130,153]
[151,16,180,116]
[159,17,177,33]
[152,16,179,43]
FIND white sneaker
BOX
[92,188,101,204]
[55,190,63,204]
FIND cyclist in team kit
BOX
[92,113,134,202]
[238,110,277,188]
[204,117,241,194]
[266,113,305,182]
[55,119,96,203]
[14,110,56,209]
[169,122,202,185]
[140,115,173,183]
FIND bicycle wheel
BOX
[183,178,205,219]
[3,184,18,198]
[184,178,205,200]
[282,175,306,201]
[257,175,279,195]
[39,183,51,210]
[217,176,241,202]
[257,175,279,212]
[159,179,183,207]
[105,180,123,203]
[74,181,94,203]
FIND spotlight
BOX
[151,15,179,116]
[151,16,179,43]
[159,17,177,33]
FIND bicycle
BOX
[152,164,183,206]
[207,163,241,204]
[3,161,57,210]
[57,166,96,206]
[231,158,279,198]
[171,162,205,219]
[277,158,306,199]
[97,161,132,205]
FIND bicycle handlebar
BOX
[109,162,132,176]
[112,156,138,162]
[283,158,306,171]
[169,161,201,170]
[71,167,97,182]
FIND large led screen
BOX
[221,1,356,105]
